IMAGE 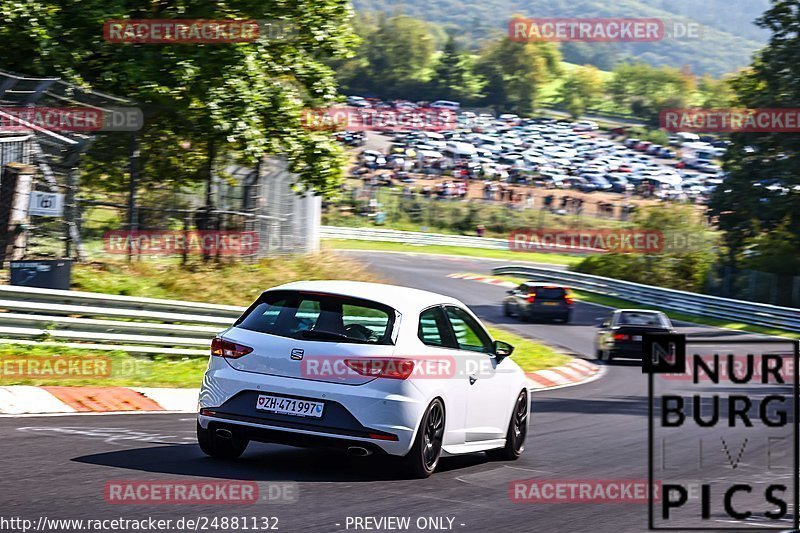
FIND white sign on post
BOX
[28,191,65,217]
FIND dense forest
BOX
[352,0,770,75]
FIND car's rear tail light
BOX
[565,289,574,305]
[527,292,536,303]
[368,432,399,441]
[344,358,415,380]
[613,333,630,341]
[211,338,253,359]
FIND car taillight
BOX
[613,333,630,341]
[344,358,415,380]
[527,293,536,303]
[211,338,253,359]
[565,289,574,305]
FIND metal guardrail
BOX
[0,284,472,355]
[320,226,601,253]
[492,265,800,333]
[321,226,510,250]
[0,286,246,356]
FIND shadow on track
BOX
[72,444,494,482]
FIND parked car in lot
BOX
[646,144,662,155]
[594,309,676,361]
[605,173,633,193]
[504,283,574,322]
[198,281,530,478]
[429,99,461,111]
[573,120,599,132]
[624,138,640,148]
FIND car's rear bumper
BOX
[608,343,644,358]
[198,359,426,456]
[526,306,571,319]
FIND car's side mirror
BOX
[494,340,515,361]
[595,318,608,328]
[506,289,515,295]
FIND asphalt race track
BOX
[2,250,794,533]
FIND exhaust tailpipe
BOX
[347,446,372,457]
[215,428,233,439]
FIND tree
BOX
[475,37,561,115]
[606,63,692,124]
[573,204,719,292]
[362,15,437,99]
[696,74,736,108]
[557,65,604,118]
[709,0,800,272]
[431,34,483,102]
[0,0,359,197]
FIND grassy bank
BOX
[71,251,383,304]
[0,344,207,387]
[324,239,583,266]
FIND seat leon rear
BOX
[198,280,530,477]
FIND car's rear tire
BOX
[487,390,528,461]
[403,398,445,478]
[197,422,249,460]
[504,301,513,317]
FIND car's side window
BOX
[418,306,454,348]
[444,306,493,353]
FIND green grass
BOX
[486,325,571,372]
[0,344,207,387]
[462,272,799,339]
[71,251,383,303]
[323,239,583,266]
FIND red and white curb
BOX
[0,361,599,414]
[448,272,517,288]
[0,386,198,415]
[526,358,602,391]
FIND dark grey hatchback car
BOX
[503,282,573,322]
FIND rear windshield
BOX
[615,312,669,327]
[533,287,566,299]
[235,290,396,345]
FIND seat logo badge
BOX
[290,348,304,360]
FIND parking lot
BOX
[340,108,725,207]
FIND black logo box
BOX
[646,337,800,531]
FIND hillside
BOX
[352,0,770,76]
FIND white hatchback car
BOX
[198,280,529,477]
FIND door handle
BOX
[469,376,477,385]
